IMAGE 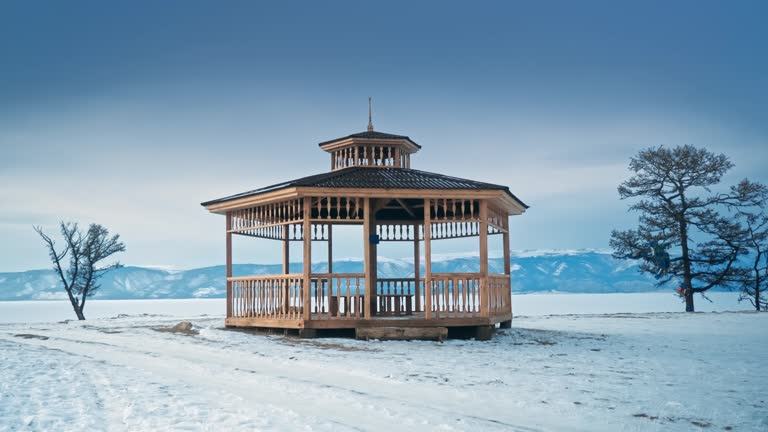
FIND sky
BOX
[1,1,767,272]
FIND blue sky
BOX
[1,1,767,272]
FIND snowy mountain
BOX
[0,250,677,301]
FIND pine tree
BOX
[726,181,768,311]
[610,145,763,312]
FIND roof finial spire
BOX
[367,97,374,132]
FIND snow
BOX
[0,294,764,431]
[553,262,568,276]
[510,248,613,258]
[192,287,224,298]
[0,292,755,324]
[1,308,765,431]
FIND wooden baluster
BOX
[261,280,266,318]
[289,278,294,319]
[443,279,449,314]
[282,278,287,319]
[460,278,467,317]
[254,281,266,318]
[245,280,250,318]
[352,277,357,317]
[333,277,339,318]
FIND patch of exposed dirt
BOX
[154,321,199,336]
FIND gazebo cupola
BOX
[201,106,528,340]
[320,104,421,170]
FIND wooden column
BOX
[503,215,512,322]
[479,200,489,317]
[363,198,377,319]
[503,222,511,275]
[282,225,290,274]
[424,199,432,319]
[327,223,333,273]
[226,212,233,319]
[302,199,312,321]
[414,224,421,312]
[327,223,333,316]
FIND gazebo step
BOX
[355,326,448,342]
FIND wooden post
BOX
[424,199,432,319]
[502,214,512,324]
[327,223,333,273]
[283,225,290,274]
[327,223,333,316]
[479,200,489,317]
[303,199,312,321]
[414,225,421,312]
[363,198,377,319]
[226,212,233,319]
[503,225,510,275]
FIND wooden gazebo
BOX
[201,119,527,340]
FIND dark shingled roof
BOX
[201,167,528,208]
[318,130,421,148]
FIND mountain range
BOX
[0,250,681,301]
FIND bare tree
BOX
[610,145,763,312]
[34,222,126,320]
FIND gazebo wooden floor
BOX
[226,311,512,340]
[226,311,512,329]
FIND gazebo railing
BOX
[228,272,511,321]
[487,273,512,315]
[428,273,483,318]
[228,274,304,320]
[310,273,365,319]
[376,278,423,316]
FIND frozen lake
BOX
[0,292,754,323]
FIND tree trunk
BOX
[684,291,694,313]
[67,294,85,320]
[754,254,761,312]
[679,216,695,312]
[70,301,85,320]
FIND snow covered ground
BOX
[1,305,766,431]
[0,292,754,324]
